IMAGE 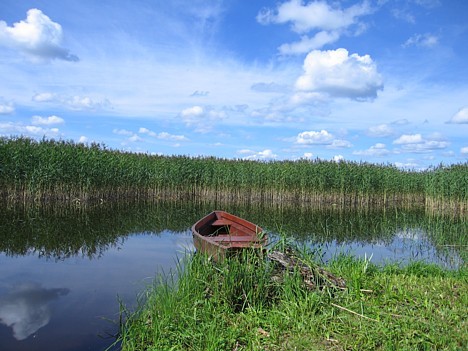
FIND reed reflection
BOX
[0,200,464,265]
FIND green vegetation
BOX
[116,246,467,351]
[0,137,466,212]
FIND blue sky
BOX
[0,0,467,169]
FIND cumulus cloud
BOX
[33,92,109,111]
[180,105,227,133]
[112,128,134,136]
[327,139,352,149]
[31,115,64,125]
[393,134,423,144]
[66,96,108,110]
[461,146,468,156]
[257,0,373,54]
[0,102,14,114]
[367,124,394,137]
[403,33,439,48]
[238,149,277,161]
[278,30,340,55]
[181,105,204,119]
[447,107,468,124]
[295,48,383,100]
[295,130,334,145]
[333,155,344,162]
[139,127,188,141]
[353,143,391,157]
[393,133,449,153]
[0,9,78,62]
[0,121,60,137]
[394,161,420,170]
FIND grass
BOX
[116,245,467,351]
[1,137,467,213]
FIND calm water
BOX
[0,201,465,350]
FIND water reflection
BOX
[0,283,69,340]
[0,200,464,351]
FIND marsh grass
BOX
[1,137,466,213]
[116,246,467,351]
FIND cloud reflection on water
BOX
[0,282,69,340]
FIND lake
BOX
[0,200,465,350]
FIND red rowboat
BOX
[191,210,267,262]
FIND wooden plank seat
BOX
[208,235,263,242]
[211,219,231,226]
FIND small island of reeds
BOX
[115,243,467,351]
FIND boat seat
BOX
[208,235,262,242]
[211,219,231,226]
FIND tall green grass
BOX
[116,247,467,351]
[0,137,466,212]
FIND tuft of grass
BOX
[116,246,467,351]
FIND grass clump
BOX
[117,247,467,351]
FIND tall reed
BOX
[0,137,466,213]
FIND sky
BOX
[0,0,467,169]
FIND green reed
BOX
[116,247,467,351]
[1,137,466,212]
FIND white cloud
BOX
[257,0,371,33]
[327,139,352,149]
[302,152,314,159]
[333,155,344,162]
[180,105,227,132]
[0,121,60,137]
[295,130,334,145]
[0,9,78,62]
[403,33,439,48]
[31,115,64,125]
[181,105,204,118]
[239,149,277,161]
[393,134,423,144]
[295,48,383,100]
[78,136,88,143]
[394,161,420,170]
[393,134,449,153]
[128,134,142,142]
[67,96,108,111]
[367,124,394,137]
[33,92,56,102]
[139,127,188,141]
[0,102,14,114]
[33,92,109,111]
[461,147,468,156]
[353,143,391,157]
[278,30,340,55]
[257,0,373,54]
[113,128,134,136]
[447,107,468,124]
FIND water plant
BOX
[1,137,466,213]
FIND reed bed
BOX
[0,137,466,213]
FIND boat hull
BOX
[191,210,266,261]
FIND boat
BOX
[191,210,267,262]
